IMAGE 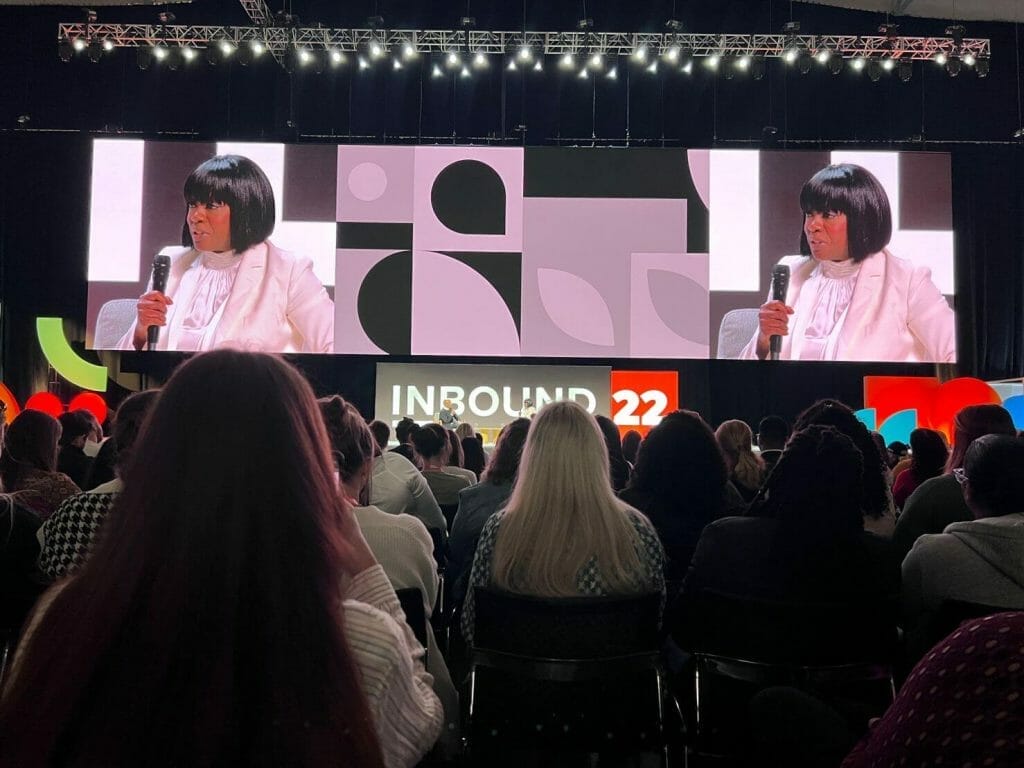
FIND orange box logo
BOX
[610,370,679,438]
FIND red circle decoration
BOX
[923,378,1002,440]
[68,392,109,425]
[24,392,64,418]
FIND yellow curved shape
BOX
[36,318,108,392]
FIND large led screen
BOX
[86,141,954,362]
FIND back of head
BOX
[394,416,418,444]
[716,419,763,490]
[621,429,642,465]
[908,428,948,483]
[870,431,893,468]
[446,428,464,467]
[628,410,727,524]
[58,411,94,447]
[757,416,790,451]
[493,402,642,597]
[461,436,487,477]
[0,409,61,488]
[455,422,475,441]
[111,390,161,474]
[0,351,382,767]
[948,404,1016,472]
[482,418,530,485]
[368,420,391,452]
[595,414,626,461]
[794,399,889,518]
[319,396,375,486]
[758,424,865,543]
[962,434,1024,518]
[411,422,448,462]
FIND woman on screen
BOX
[738,163,955,363]
[118,154,334,353]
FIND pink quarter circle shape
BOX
[348,162,389,202]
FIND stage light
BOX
[460,65,470,78]
[963,53,976,67]
[646,60,658,74]
[946,55,962,77]
[681,60,693,74]
[881,57,895,71]
[705,54,720,70]
[606,66,618,80]
[976,57,990,77]
[102,39,114,52]
[58,37,74,62]
[589,52,604,70]
[87,38,103,62]
[898,59,913,82]
[506,58,517,71]
[358,56,370,70]
[431,62,444,78]
[663,44,680,63]
[867,58,883,82]
[532,58,543,72]
[816,49,831,64]
[329,49,345,66]
[560,52,575,70]
[577,66,588,79]
[153,44,168,61]
[219,40,235,56]
[783,46,799,65]
[632,45,647,63]
[446,50,461,68]
[473,51,488,68]
[181,46,197,62]
[678,47,694,70]
[403,41,417,60]
[736,55,751,71]
[751,56,766,80]
[517,45,533,62]
[137,46,153,69]
[828,55,844,75]
[393,58,403,70]
[934,52,948,66]
[73,37,87,52]
[252,41,265,56]
[368,38,384,59]
[298,48,312,65]
[851,56,866,71]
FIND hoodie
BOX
[902,513,1024,630]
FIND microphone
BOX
[147,254,171,352]
[769,264,790,361]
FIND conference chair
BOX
[466,587,673,765]
[93,298,138,348]
[716,308,760,359]
[394,587,429,652]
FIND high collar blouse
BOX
[794,257,862,361]
[168,250,243,351]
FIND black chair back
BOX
[394,587,429,649]
[925,598,1010,650]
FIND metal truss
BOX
[56,25,991,62]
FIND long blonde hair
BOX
[716,419,764,491]
[491,401,645,597]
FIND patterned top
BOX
[37,480,121,581]
[460,506,666,644]
[841,612,1024,768]
[11,469,80,521]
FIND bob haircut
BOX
[181,154,276,253]
[798,163,893,263]
[0,409,62,490]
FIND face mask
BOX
[83,438,104,457]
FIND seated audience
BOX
[0,410,79,520]
[891,427,948,510]
[461,401,665,644]
[619,410,728,585]
[413,424,474,509]
[443,429,476,484]
[38,391,159,581]
[454,422,475,442]
[893,403,1016,560]
[369,441,447,544]
[673,425,899,648]
[390,416,421,468]
[793,399,895,537]
[448,418,531,604]
[755,415,789,474]
[716,419,765,502]
[841,612,1024,768]
[0,492,44,637]
[56,411,95,490]
[460,435,486,480]
[368,419,391,451]
[902,434,1024,654]
[621,429,642,468]
[596,414,631,492]
[0,351,443,767]
[319,395,459,749]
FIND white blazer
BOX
[738,249,955,363]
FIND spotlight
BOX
[705,54,720,71]
[632,45,647,63]
[934,52,948,66]
[867,58,882,82]
[136,46,153,70]
[473,51,488,69]
[73,38,87,52]
[736,55,751,71]
[219,40,235,56]
[783,46,799,65]
[681,60,693,75]
[252,41,265,57]
[946,56,962,77]
[431,62,444,78]
[898,59,913,82]
[663,44,680,63]
[393,58,403,70]
[828,55,844,75]
[589,52,604,70]
[507,59,517,71]
[517,45,533,62]
[153,44,168,62]
[881,57,895,72]
[532,58,543,72]
[446,50,461,68]
[751,56,766,80]
[797,51,812,75]
[560,52,575,70]
[298,48,312,66]
[58,37,74,62]
[577,67,588,79]
[816,49,831,64]
[460,65,471,78]
[368,38,384,59]
[403,41,417,60]
[851,56,866,71]
[329,49,345,66]
[646,60,658,74]
[963,53,976,67]
[606,66,618,80]
[181,47,197,62]
[87,38,103,63]
[102,39,114,52]
[678,47,694,71]
[976,57,990,77]
[358,56,370,70]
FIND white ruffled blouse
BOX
[793,258,862,361]
[166,250,243,351]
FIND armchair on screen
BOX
[716,308,760,359]
[93,298,138,348]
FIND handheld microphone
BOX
[769,264,790,361]
[147,254,172,352]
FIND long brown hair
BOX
[0,351,383,768]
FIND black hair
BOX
[757,415,790,450]
[482,418,531,486]
[907,428,948,485]
[461,436,487,478]
[411,423,449,461]
[394,416,419,444]
[798,163,892,263]
[368,420,391,452]
[963,434,1024,518]
[57,411,94,447]
[111,390,160,472]
[181,155,276,253]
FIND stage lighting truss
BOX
[55,25,992,77]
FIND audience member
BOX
[716,419,765,502]
[56,411,95,490]
[887,439,909,468]
[674,425,899,648]
[443,429,476,484]
[448,418,530,604]
[460,435,486,480]
[319,395,459,748]
[902,434,1024,655]
[793,399,895,536]
[0,410,79,519]
[893,403,1016,560]
[413,424,474,509]
[621,429,642,467]
[368,419,391,451]
[391,416,421,468]
[38,391,159,581]
[461,401,665,644]
[841,612,1024,768]
[454,422,475,441]
[755,415,789,474]
[620,410,728,585]
[0,350,442,767]
[369,444,447,545]
[891,427,948,509]
[595,414,631,492]
[1,491,45,636]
